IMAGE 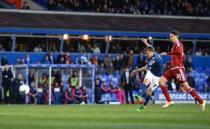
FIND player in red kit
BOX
[159,30,206,112]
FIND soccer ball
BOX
[148,36,152,40]
[19,84,30,94]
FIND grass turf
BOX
[0,104,209,129]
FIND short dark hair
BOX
[144,46,155,53]
[170,30,180,36]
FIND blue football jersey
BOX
[147,52,164,77]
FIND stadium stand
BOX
[0,3,210,104]
[3,0,210,16]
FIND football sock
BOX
[187,88,203,104]
[144,94,151,106]
[160,85,172,102]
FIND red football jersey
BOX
[167,41,185,68]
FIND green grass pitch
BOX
[0,104,209,129]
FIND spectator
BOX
[44,89,55,104]
[186,48,193,55]
[28,70,35,86]
[36,86,44,104]
[10,73,24,104]
[1,55,8,66]
[24,54,31,64]
[121,52,129,68]
[94,79,101,104]
[113,55,122,71]
[101,81,111,104]
[60,81,65,93]
[81,85,88,104]
[46,52,54,64]
[195,48,203,56]
[0,44,5,51]
[104,54,112,69]
[65,52,72,64]
[116,86,126,104]
[64,87,75,104]
[44,0,210,16]
[43,55,51,64]
[79,44,86,53]
[2,65,13,103]
[74,56,80,64]
[53,71,61,83]
[49,43,58,52]
[128,50,134,67]
[184,56,194,73]
[87,44,93,53]
[74,86,83,104]
[15,58,24,65]
[97,63,106,75]
[68,71,79,89]
[33,44,43,52]
[108,81,118,101]
[92,44,101,53]
[80,52,89,64]
[109,44,118,53]
[57,51,66,64]
[92,56,99,66]
[39,73,48,91]
[16,73,27,103]
[120,67,134,104]
[187,72,196,89]
[28,81,37,104]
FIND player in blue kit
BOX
[131,38,164,111]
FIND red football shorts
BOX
[163,67,187,84]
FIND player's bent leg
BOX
[180,82,191,91]
[159,76,173,108]
[181,82,206,112]
[144,80,152,105]
[136,80,151,112]
[146,86,153,96]
[135,79,151,104]
[143,78,151,86]
[159,76,168,87]
[142,85,152,106]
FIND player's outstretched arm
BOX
[131,65,147,77]
[141,38,151,47]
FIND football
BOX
[19,84,30,94]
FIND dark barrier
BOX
[0,10,210,34]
